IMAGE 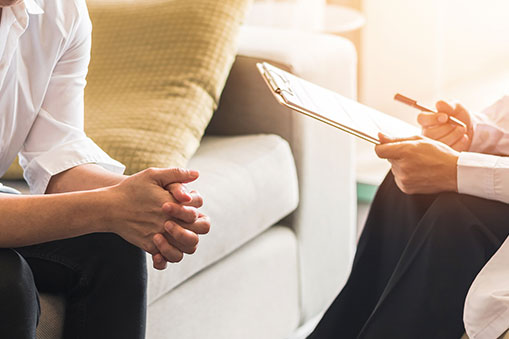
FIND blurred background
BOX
[246,0,509,187]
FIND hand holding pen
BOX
[395,94,474,152]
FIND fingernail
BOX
[154,235,162,245]
[438,114,448,123]
[165,221,173,232]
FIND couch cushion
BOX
[37,294,65,339]
[147,134,299,304]
[147,226,300,339]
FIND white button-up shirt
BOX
[459,95,509,339]
[459,96,509,203]
[0,0,124,194]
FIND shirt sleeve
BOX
[457,96,509,203]
[457,152,509,203]
[19,1,125,195]
[469,96,509,155]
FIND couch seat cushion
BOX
[147,134,299,304]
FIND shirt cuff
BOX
[458,152,509,204]
[22,137,125,195]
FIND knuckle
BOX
[399,175,411,187]
[166,220,178,236]
[183,208,198,223]
[170,167,186,176]
[145,167,157,176]
[168,183,180,191]
[171,227,184,242]
[190,208,199,220]
[400,176,408,185]
[164,203,174,213]
[185,245,198,255]
[170,251,184,263]
[144,241,158,255]
[187,234,200,247]
[202,221,211,234]
[195,195,204,207]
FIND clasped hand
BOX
[108,168,210,270]
[375,101,473,195]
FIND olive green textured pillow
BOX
[84,0,251,174]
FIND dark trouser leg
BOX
[0,249,39,338]
[309,173,509,339]
[16,233,147,339]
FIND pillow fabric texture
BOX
[4,0,250,178]
[85,0,251,174]
[3,159,22,180]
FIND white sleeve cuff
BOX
[458,152,509,204]
[21,137,125,195]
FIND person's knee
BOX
[425,193,481,238]
[0,249,39,325]
[0,249,37,296]
[89,234,147,286]
[429,192,462,211]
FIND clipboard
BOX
[257,62,420,144]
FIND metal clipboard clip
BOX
[261,63,295,97]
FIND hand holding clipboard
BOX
[257,62,420,144]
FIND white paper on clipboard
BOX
[257,62,420,144]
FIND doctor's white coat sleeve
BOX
[459,95,509,339]
[458,96,509,204]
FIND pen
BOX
[394,93,467,129]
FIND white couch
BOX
[15,25,358,339]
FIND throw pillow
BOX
[84,0,251,174]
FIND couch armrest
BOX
[206,25,357,324]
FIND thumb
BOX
[149,168,199,187]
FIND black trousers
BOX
[0,233,147,339]
[309,173,509,339]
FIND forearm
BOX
[46,163,127,194]
[0,189,113,248]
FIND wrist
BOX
[449,153,459,193]
[90,187,122,233]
